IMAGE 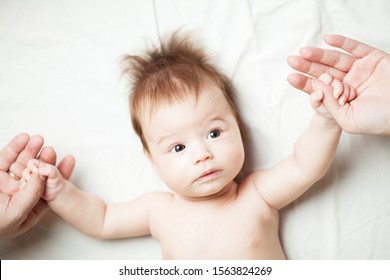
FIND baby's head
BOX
[123,32,245,199]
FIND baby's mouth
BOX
[195,169,222,182]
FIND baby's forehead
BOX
[141,82,225,115]
[146,87,224,118]
[140,92,196,120]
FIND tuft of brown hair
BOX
[122,31,244,153]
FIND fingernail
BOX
[333,86,343,98]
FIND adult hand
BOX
[287,34,390,135]
[0,133,75,239]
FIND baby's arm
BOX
[249,73,357,210]
[248,93,343,210]
[23,159,154,239]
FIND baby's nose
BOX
[192,144,213,165]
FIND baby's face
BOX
[141,84,245,200]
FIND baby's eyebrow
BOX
[156,116,226,145]
[157,132,178,146]
[209,116,226,123]
[207,115,228,126]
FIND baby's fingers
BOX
[27,159,40,172]
[22,168,31,180]
[338,83,357,106]
[20,160,41,189]
[331,79,343,99]
[318,73,334,85]
[346,83,357,102]
[19,168,31,189]
[318,73,344,99]
[38,164,55,178]
[27,159,54,180]
[316,73,357,106]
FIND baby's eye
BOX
[207,129,221,139]
[170,144,186,153]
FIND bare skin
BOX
[22,83,343,259]
[147,181,284,259]
[288,34,390,136]
[0,133,75,239]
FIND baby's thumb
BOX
[312,79,340,111]
[13,174,45,215]
[312,79,352,128]
[310,90,323,109]
[311,78,326,92]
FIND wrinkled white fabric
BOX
[1,0,389,259]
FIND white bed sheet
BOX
[1,0,389,259]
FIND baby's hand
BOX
[20,159,41,189]
[21,159,66,201]
[317,73,357,106]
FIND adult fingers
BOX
[0,133,30,172]
[299,47,355,72]
[38,146,75,180]
[287,73,314,94]
[4,135,44,178]
[38,146,57,166]
[323,34,376,58]
[8,174,45,223]
[288,54,347,81]
[57,155,76,180]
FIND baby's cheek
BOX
[157,161,188,189]
[225,139,245,170]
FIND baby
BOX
[21,33,353,259]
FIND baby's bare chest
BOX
[150,198,283,259]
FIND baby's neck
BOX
[175,181,238,205]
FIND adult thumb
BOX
[11,174,45,215]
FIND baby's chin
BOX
[176,181,237,202]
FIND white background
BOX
[1,0,390,259]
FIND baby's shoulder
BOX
[238,170,266,192]
[143,191,173,202]
[141,191,174,205]
[236,170,271,205]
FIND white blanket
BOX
[1,0,389,259]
